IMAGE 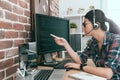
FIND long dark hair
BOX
[85,9,120,35]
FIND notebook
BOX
[69,72,107,80]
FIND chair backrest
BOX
[107,19,120,35]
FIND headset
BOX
[83,9,99,37]
[93,9,99,29]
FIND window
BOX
[106,0,120,27]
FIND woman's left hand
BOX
[64,62,80,70]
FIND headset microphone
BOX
[82,28,94,37]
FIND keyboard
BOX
[54,59,73,69]
[34,69,53,80]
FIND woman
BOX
[51,9,120,80]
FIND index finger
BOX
[50,34,59,38]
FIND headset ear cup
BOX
[94,22,99,29]
[93,10,99,30]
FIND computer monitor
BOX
[35,14,70,63]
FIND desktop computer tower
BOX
[19,42,37,69]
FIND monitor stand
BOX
[43,53,58,66]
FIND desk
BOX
[65,69,80,80]
[38,59,95,80]
[17,59,95,80]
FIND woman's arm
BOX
[63,41,81,64]
[83,66,113,79]
[50,34,81,64]
[65,62,113,79]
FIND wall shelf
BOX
[61,14,91,53]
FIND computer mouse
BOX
[66,67,72,71]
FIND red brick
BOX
[19,32,29,38]
[0,40,13,50]
[19,16,27,23]
[27,3,30,10]
[24,25,30,31]
[0,58,13,70]
[13,5,23,15]
[9,0,17,4]
[6,65,18,77]
[6,59,14,68]
[19,0,27,8]
[0,51,5,59]
[0,30,5,39]
[0,21,12,29]
[6,76,13,80]
[0,71,5,80]
[0,0,12,11]
[0,10,3,18]
[6,48,18,58]
[24,10,30,17]
[27,17,30,24]
[25,38,31,43]
[13,23,24,30]
[5,11,18,21]
[5,31,18,38]
[14,40,24,47]
[14,56,19,64]
[0,61,4,70]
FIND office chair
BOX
[107,18,120,35]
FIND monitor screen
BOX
[35,14,70,55]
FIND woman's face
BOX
[82,18,93,36]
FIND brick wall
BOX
[0,0,30,80]
[0,0,59,80]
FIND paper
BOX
[69,72,107,80]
